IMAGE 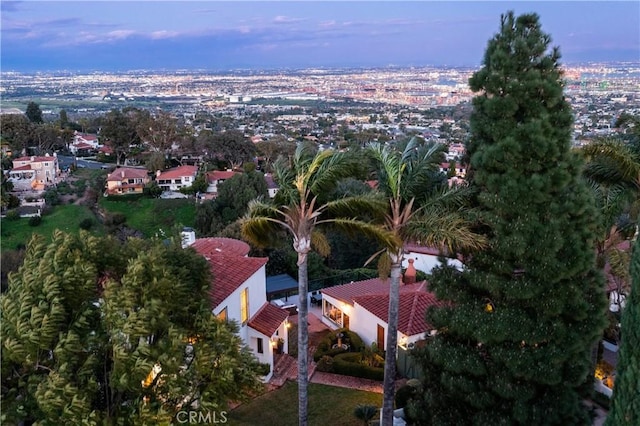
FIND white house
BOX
[403,243,464,274]
[155,165,198,192]
[188,235,289,381]
[319,271,441,353]
[205,170,237,197]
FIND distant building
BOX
[105,167,150,195]
[9,154,60,191]
[155,165,198,192]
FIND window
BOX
[217,307,227,322]
[240,288,249,324]
[257,338,264,354]
[323,300,343,326]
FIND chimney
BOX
[403,258,416,284]
[181,227,196,248]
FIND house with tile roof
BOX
[9,154,59,191]
[319,266,442,352]
[403,242,464,274]
[187,235,290,381]
[105,167,150,195]
[205,170,237,197]
[155,165,198,192]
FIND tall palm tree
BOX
[241,142,397,426]
[581,139,640,310]
[368,138,486,426]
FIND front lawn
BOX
[227,381,382,426]
[99,196,196,237]
[1,204,98,251]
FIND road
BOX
[57,155,112,171]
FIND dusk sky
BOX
[2,1,639,72]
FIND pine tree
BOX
[1,231,264,424]
[413,12,608,425]
[605,241,640,425]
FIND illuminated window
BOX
[217,307,227,322]
[241,288,249,323]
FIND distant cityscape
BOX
[1,62,639,146]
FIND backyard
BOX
[227,381,382,426]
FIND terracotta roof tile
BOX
[192,237,251,258]
[192,238,267,308]
[13,156,56,163]
[248,302,289,337]
[354,283,443,336]
[207,170,237,182]
[107,167,148,181]
[156,165,198,180]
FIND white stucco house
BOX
[402,243,464,274]
[186,233,289,381]
[318,265,442,353]
[156,165,198,192]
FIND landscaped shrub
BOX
[332,352,384,381]
[4,210,20,221]
[316,355,334,373]
[28,216,42,227]
[313,328,365,361]
[43,188,60,206]
[257,362,271,376]
[395,382,420,409]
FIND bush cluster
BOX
[313,328,364,362]
[332,352,384,381]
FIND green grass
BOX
[1,204,98,251]
[99,197,196,237]
[227,381,382,426]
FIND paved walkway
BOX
[268,310,407,393]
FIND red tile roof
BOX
[10,165,32,171]
[248,302,289,337]
[321,278,392,305]
[157,165,198,180]
[13,156,57,163]
[353,282,443,336]
[191,238,267,307]
[192,237,251,258]
[107,167,148,181]
[73,142,95,150]
[202,253,268,307]
[207,170,237,182]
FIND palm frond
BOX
[310,230,331,258]
[323,192,389,222]
[322,217,401,252]
[404,208,488,253]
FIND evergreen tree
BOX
[1,231,264,424]
[25,101,43,123]
[605,240,640,425]
[413,12,607,425]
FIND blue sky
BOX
[1,1,638,72]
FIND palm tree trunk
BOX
[297,257,309,426]
[382,258,402,426]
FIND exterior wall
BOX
[11,156,59,188]
[403,252,463,274]
[211,265,267,343]
[350,304,382,347]
[157,175,195,191]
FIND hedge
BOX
[313,328,365,361]
[332,352,384,381]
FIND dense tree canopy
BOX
[605,240,640,425]
[1,231,264,424]
[412,12,607,425]
[25,102,43,124]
